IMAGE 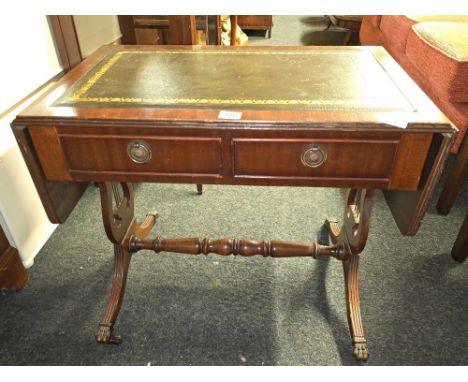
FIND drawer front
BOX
[28,126,432,189]
[59,135,223,177]
[233,138,398,180]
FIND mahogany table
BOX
[12,45,456,362]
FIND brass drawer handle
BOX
[301,144,327,168]
[127,141,152,163]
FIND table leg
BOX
[95,182,158,344]
[326,189,374,361]
[343,30,353,45]
[95,243,131,344]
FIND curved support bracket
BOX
[99,182,135,244]
[343,189,375,255]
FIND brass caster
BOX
[353,341,369,362]
[95,324,122,345]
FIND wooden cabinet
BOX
[0,225,28,291]
[118,16,222,45]
[237,16,273,37]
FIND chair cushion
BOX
[406,22,468,102]
[379,16,468,56]
[407,15,468,23]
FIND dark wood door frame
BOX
[168,16,196,44]
[48,15,82,72]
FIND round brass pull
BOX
[127,141,152,163]
[301,144,327,168]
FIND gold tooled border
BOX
[71,51,125,101]
[67,50,409,110]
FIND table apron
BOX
[27,125,434,191]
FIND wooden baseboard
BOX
[0,246,28,292]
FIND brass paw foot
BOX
[353,341,369,362]
[95,325,122,345]
[146,210,159,219]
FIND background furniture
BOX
[0,224,28,291]
[329,15,363,45]
[119,16,203,45]
[452,212,468,262]
[360,15,468,220]
[118,16,243,46]
[436,131,468,215]
[237,15,273,38]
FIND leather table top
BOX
[55,48,414,112]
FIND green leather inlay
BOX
[54,49,414,112]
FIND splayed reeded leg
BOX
[324,189,374,361]
[95,244,131,344]
[95,182,158,344]
[343,253,368,361]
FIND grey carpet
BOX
[1,159,466,366]
[0,16,467,366]
[247,15,360,46]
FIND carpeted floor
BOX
[0,16,467,366]
[247,15,360,46]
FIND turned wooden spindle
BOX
[129,236,347,260]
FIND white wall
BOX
[0,15,123,268]
[0,16,62,268]
[73,15,122,58]
[0,16,61,113]
[0,16,122,267]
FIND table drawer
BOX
[28,128,224,180]
[233,138,398,180]
[61,135,223,175]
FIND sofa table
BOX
[12,45,455,362]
